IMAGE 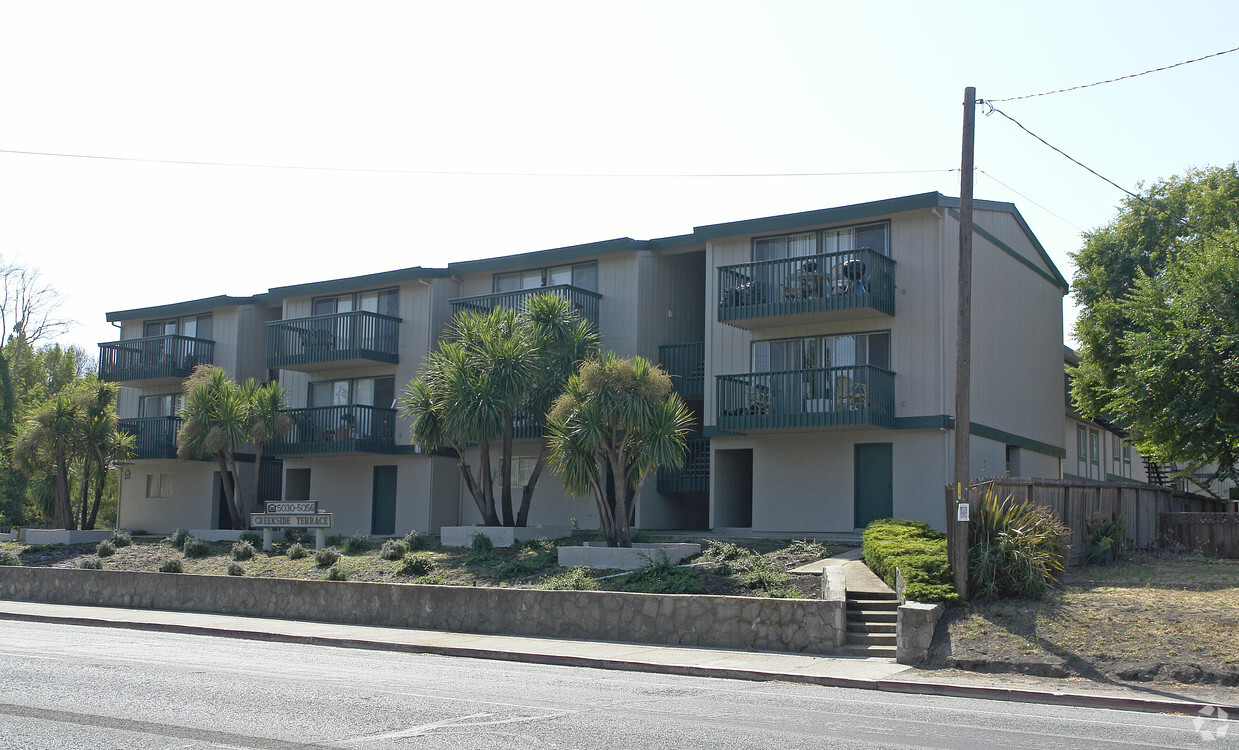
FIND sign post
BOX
[250,501,333,551]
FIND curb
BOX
[4,610,1235,717]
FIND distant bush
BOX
[159,559,184,574]
[493,558,539,581]
[403,530,435,551]
[863,518,962,605]
[542,566,599,591]
[324,534,343,547]
[342,534,373,555]
[0,550,20,566]
[1084,513,1126,565]
[380,539,409,561]
[95,540,116,558]
[167,528,189,550]
[466,533,497,565]
[621,552,702,594]
[77,556,103,570]
[226,561,244,576]
[231,540,257,561]
[969,490,1068,599]
[324,564,347,581]
[238,531,263,546]
[110,532,133,548]
[785,538,832,559]
[315,547,341,568]
[701,539,748,563]
[182,536,211,559]
[399,552,435,577]
[286,543,308,560]
[412,574,447,585]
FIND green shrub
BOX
[863,518,962,605]
[701,539,748,562]
[412,574,447,585]
[0,550,21,566]
[403,530,435,551]
[969,489,1069,599]
[542,566,599,590]
[284,528,312,545]
[110,532,133,548]
[324,534,343,547]
[342,533,373,555]
[286,543,308,560]
[324,564,347,581]
[231,540,256,561]
[96,540,116,558]
[167,528,189,549]
[380,539,409,561]
[159,559,184,574]
[466,533,498,565]
[314,546,341,568]
[226,561,244,576]
[181,536,210,559]
[785,538,832,559]
[238,531,263,546]
[1084,513,1126,564]
[621,552,702,594]
[493,558,539,581]
[77,556,103,570]
[399,552,435,577]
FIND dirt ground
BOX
[929,553,1239,688]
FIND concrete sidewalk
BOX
[2,599,1234,716]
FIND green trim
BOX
[107,294,272,322]
[1062,472,1089,481]
[970,422,1067,459]
[947,208,1069,293]
[894,415,954,430]
[268,267,450,299]
[703,425,746,438]
[894,414,1066,458]
[448,238,646,274]
[694,192,945,240]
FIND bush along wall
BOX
[862,519,963,605]
[968,489,1069,599]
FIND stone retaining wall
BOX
[0,567,846,654]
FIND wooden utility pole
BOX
[950,86,977,599]
[953,87,976,490]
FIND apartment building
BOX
[104,192,1072,536]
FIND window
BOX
[146,473,173,498]
[309,376,395,409]
[494,262,598,293]
[1006,445,1020,477]
[313,287,398,317]
[511,456,539,486]
[139,394,180,417]
[751,331,890,372]
[753,221,889,261]
[142,314,212,340]
[1076,425,1087,477]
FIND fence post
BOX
[946,483,970,599]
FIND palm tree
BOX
[12,394,80,529]
[177,366,250,529]
[71,378,126,530]
[546,353,693,547]
[244,379,289,513]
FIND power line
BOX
[987,44,1239,102]
[975,168,1086,234]
[0,148,954,179]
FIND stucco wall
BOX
[0,567,846,655]
[117,460,241,534]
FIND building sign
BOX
[266,502,318,515]
[250,513,332,528]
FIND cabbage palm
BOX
[71,378,130,530]
[12,394,80,528]
[546,353,693,547]
[177,366,250,529]
[243,379,289,513]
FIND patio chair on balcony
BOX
[724,383,771,416]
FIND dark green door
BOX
[371,465,397,535]
[853,443,893,529]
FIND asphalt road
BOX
[0,619,1229,749]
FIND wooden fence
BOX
[1159,513,1239,558]
[944,477,1231,593]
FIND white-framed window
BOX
[313,287,398,317]
[753,221,890,261]
[139,393,180,418]
[511,456,539,486]
[143,314,212,340]
[146,473,173,498]
[494,262,598,293]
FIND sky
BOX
[2,1,1237,357]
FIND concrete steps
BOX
[845,590,898,655]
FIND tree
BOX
[243,378,289,510]
[12,394,79,529]
[401,295,597,527]
[1072,164,1239,485]
[177,366,251,529]
[72,378,133,530]
[0,256,72,350]
[0,348,29,527]
[545,353,693,547]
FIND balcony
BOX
[449,285,601,330]
[716,365,894,432]
[658,438,710,494]
[266,311,401,372]
[99,335,214,386]
[268,405,398,456]
[659,342,704,396]
[717,248,895,329]
[119,416,183,460]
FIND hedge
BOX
[861,518,963,605]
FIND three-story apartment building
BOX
[106,192,1072,536]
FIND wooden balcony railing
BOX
[268,404,397,456]
[119,416,183,460]
[717,248,895,326]
[449,285,601,330]
[267,311,401,369]
[716,365,894,432]
[98,335,214,383]
[659,342,704,396]
[658,438,710,494]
